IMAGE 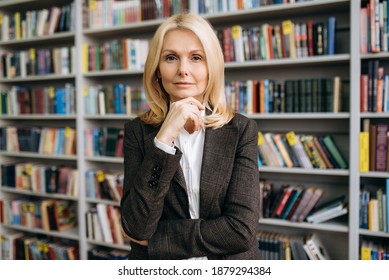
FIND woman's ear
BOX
[156,69,161,79]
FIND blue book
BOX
[360,189,370,229]
[56,128,65,155]
[327,16,336,55]
[55,87,66,114]
[113,84,122,114]
[85,170,96,198]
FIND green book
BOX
[322,136,348,169]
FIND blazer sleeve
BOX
[120,119,182,240]
[148,118,260,259]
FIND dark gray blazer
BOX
[120,113,260,260]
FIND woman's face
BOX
[158,29,208,103]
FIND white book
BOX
[60,47,70,75]
[1,15,9,41]
[305,234,331,260]
[246,80,253,114]
[303,244,318,260]
[36,9,49,36]
[232,25,244,62]
[308,207,348,224]
[48,6,61,35]
[98,90,106,115]
[92,210,103,242]
[96,203,113,243]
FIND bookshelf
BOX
[0,0,386,260]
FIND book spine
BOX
[360,131,370,172]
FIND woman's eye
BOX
[165,55,176,61]
[192,55,202,61]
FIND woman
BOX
[120,12,260,260]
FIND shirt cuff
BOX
[154,137,176,155]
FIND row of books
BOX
[225,76,344,114]
[360,239,389,260]
[260,180,347,223]
[257,232,330,260]
[0,84,76,116]
[257,131,348,170]
[0,232,79,260]
[86,203,129,245]
[198,0,313,14]
[216,17,336,63]
[83,0,189,28]
[82,39,148,72]
[361,60,389,113]
[84,84,148,116]
[0,46,75,79]
[360,0,389,54]
[0,126,76,156]
[360,120,389,172]
[360,184,389,233]
[1,163,78,197]
[86,170,123,203]
[1,77,344,116]
[0,3,74,41]
[84,127,123,158]
[0,198,77,232]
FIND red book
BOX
[223,27,233,62]
[375,123,389,171]
[360,74,369,112]
[307,20,314,56]
[274,186,293,218]
[376,67,384,112]
[267,24,274,60]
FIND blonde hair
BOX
[140,13,234,128]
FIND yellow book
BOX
[82,44,89,73]
[368,199,379,231]
[14,12,21,39]
[359,131,369,172]
[360,241,371,260]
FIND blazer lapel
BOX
[199,123,238,218]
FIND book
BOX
[360,74,369,112]
[273,133,293,168]
[375,124,389,171]
[285,131,313,169]
[359,188,370,229]
[0,231,24,260]
[327,16,336,55]
[280,185,304,220]
[321,135,348,169]
[359,131,370,172]
[368,198,379,231]
[290,187,314,222]
[387,178,389,233]
[96,203,113,243]
[306,195,347,223]
[297,187,324,222]
[305,233,331,260]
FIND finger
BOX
[184,97,205,110]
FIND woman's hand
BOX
[128,237,149,247]
[121,227,149,246]
[156,97,205,146]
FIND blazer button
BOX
[153,165,162,172]
[148,179,158,187]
